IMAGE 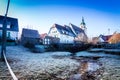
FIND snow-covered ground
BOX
[1,45,120,80]
[5,46,80,79]
[99,58,120,80]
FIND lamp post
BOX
[1,0,10,61]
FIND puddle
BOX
[75,51,120,59]
[69,61,100,80]
[80,61,100,73]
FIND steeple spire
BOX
[81,17,85,25]
[80,17,87,34]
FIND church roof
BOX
[69,23,84,36]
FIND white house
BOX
[48,24,75,44]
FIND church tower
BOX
[80,17,87,34]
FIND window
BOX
[0,24,3,27]
[56,35,58,38]
[7,22,11,28]
[66,31,68,34]
[10,24,14,29]
[52,31,57,33]
[7,32,11,38]
[7,25,10,28]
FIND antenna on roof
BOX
[108,28,110,35]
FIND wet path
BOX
[69,57,103,80]
[69,51,120,80]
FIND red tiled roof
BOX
[40,33,47,39]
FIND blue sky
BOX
[0,0,120,37]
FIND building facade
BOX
[0,15,19,41]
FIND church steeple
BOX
[81,17,86,25]
[80,17,87,34]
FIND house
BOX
[40,33,60,45]
[108,33,120,44]
[21,28,40,45]
[48,24,75,44]
[43,36,60,45]
[40,33,48,44]
[40,33,48,40]
[92,37,100,44]
[92,34,112,44]
[48,23,88,44]
[0,15,19,42]
[99,34,112,42]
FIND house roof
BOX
[40,33,47,39]
[53,24,76,37]
[99,35,112,42]
[0,15,19,31]
[69,23,84,35]
[64,25,76,36]
[22,28,40,38]
[49,23,87,38]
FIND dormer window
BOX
[66,31,68,34]
[62,30,64,34]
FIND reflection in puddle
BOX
[69,61,100,80]
[80,61,100,74]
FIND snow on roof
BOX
[100,35,112,42]
[69,23,88,42]
[53,24,75,37]
[69,23,84,36]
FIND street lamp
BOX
[1,0,10,61]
